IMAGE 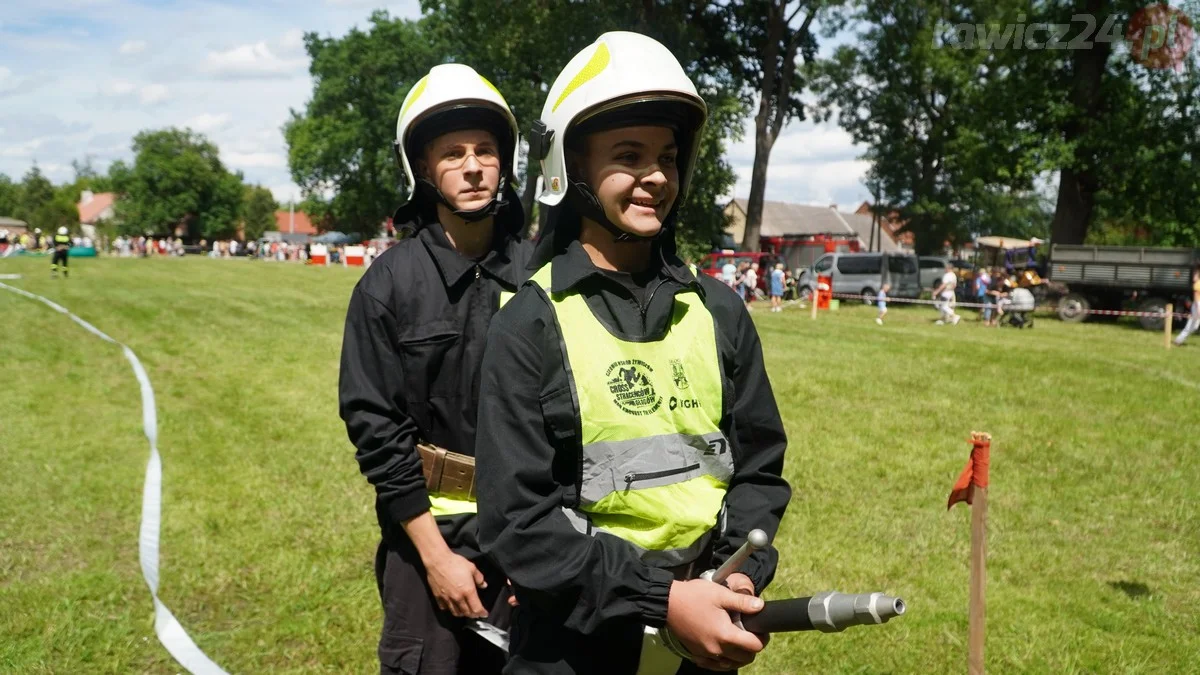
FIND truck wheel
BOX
[800,285,813,301]
[1137,297,1168,331]
[862,288,876,305]
[1058,294,1089,323]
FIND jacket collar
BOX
[547,240,704,299]
[417,221,523,289]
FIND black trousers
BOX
[375,539,510,675]
[52,249,69,272]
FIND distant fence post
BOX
[1165,303,1173,349]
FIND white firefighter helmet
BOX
[393,63,519,219]
[58,226,68,235]
[533,31,707,211]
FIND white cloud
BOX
[223,151,287,168]
[203,40,305,78]
[119,40,147,55]
[139,83,169,104]
[732,158,871,207]
[185,112,232,132]
[726,116,869,207]
[0,138,44,158]
[0,66,10,82]
[104,79,137,96]
[102,79,168,104]
[279,29,305,52]
[268,183,302,203]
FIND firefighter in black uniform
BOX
[338,64,532,674]
[52,227,71,277]
[474,32,791,674]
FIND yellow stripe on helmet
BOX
[552,43,610,112]
[399,75,430,120]
[479,74,509,106]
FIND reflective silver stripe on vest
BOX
[559,506,714,568]
[580,432,734,504]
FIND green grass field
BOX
[2,255,1198,674]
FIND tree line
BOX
[286,0,1199,255]
[0,129,279,243]
[6,2,1194,255]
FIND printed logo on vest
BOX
[669,396,700,411]
[704,437,728,455]
[669,358,690,390]
[606,359,662,416]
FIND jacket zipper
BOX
[640,278,667,332]
[624,462,700,490]
[475,265,481,281]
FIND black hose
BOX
[740,597,815,634]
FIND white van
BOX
[799,252,920,302]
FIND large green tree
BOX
[1016,0,1200,245]
[726,0,824,253]
[1082,29,1200,247]
[285,12,445,239]
[16,165,79,234]
[0,173,22,218]
[815,0,1200,250]
[113,128,244,239]
[242,185,278,242]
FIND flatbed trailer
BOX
[1049,244,1198,330]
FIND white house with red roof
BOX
[77,190,116,238]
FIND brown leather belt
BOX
[417,442,477,501]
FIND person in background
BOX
[743,261,759,309]
[975,267,992,323]
[1173,265,1200,347]
[987,269,1010,327]
[770,262,785,312]
[876,282,890,325]
[721,258,737,288]
[931,261,960,325]
[51,227,71,278]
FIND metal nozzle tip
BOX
[893,598,906,616]
[747,529,769,549]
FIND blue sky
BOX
[0,0,871,210]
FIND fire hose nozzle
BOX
[809,591,906,632]
[738,592,906,634]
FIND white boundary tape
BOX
[826,291,1191,319]
[0,279,228,675]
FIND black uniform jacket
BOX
[474,237,791,672]
[339,215,533,556]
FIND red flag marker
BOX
[948,433,991,509]
[949,432,991,675]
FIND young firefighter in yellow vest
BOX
[475,33,791,674]
[52,226,71,277]
[339,64,532,674]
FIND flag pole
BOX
[947,431,991,675]
[968,467,987,675]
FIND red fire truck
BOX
[699,233,862,294]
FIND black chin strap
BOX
[566,177,665,244]
[418,172,509,223]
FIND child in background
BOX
[770,263,785,312]
[876,283,890,325]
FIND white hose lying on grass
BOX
[0,278,228,675]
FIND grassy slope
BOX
[1,255,1197,674]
